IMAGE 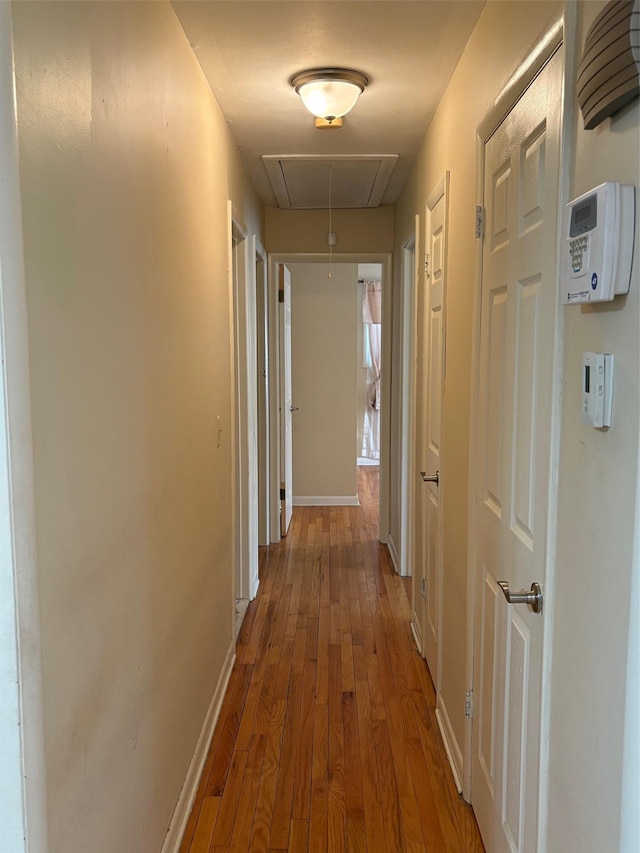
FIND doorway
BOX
[287,262,376,509]
[267,253,392,543]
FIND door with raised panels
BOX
[472,47,562,853]
[419,177,448,685]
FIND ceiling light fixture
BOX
[290,68,369,128]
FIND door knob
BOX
[420,470,439,485]
[290,406,299,412]
[497,581,543,614]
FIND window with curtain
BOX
[361,280,381,460]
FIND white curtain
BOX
[361,281,381,460]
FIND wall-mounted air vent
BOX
[577,0,640,129]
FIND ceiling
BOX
[172,1,486,209]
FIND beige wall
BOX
[547,3,640,849]
[290,263,358,501]
[394,0,563,763]
[266,206,393,254]
[11,2,263,852]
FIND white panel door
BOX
[420,179,448,683]
[279,264,293,536]
[472,49,562,853]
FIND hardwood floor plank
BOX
[346,817,367,853]
[254,662,278,736]
[354,677,387,853]
[210,750,249,847]
[400,794,428,852]
[229,733,267,852]
[235,637,271,752]
[268,670,303,850]
[309,778,328,853]
[364,652,386,721]
[247,722,284,853]
[315,604,330,705]
[205,665,253,797]
[311,701,329,782]
[328,721,346,853]
[289,819,309,852]
[291,651,316,820]
[342,690,364,822]
[183,795,219,853]
[405,735,448,850]
[371,717,405,853]
[180,467,484,853]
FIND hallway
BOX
[179,467,483,852]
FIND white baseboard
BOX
[435,693,464,794]
[161,639,236,853]
[387,533,400,574]
[410,617,422,656]
[249,571,260,601]
[293,495,360,506]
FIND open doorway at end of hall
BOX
[273,258,388,540]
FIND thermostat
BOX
[563,182,635,304]
[582,352,614,428]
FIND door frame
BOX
[254,238,270,546]
[277,263,293,536]
[400,218,419,585]
[0,3,49,847]
[267,252,392,544]
[465,13,570,817]
[230,206,259,605]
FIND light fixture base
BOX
[315,117,343,129]
[290,68,369,93]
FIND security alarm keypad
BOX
[563,182,635,304]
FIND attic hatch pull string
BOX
[328,165,332,279]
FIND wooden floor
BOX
[179,467,484,852]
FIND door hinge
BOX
[278,289,284,303]
[465,688,474,720]
[475,205,485,239]
[420,577,427,598]
[424,252,431,278]
[280,487,286,501]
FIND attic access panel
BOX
[263,154,398,209]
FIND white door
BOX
[278,264,293,536]
[472,47,562,852]
[418,178,448,682]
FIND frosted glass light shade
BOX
[291,68,368,122]
[298,80,361,120]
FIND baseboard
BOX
[387,533,400,574]
[161,639,236,853]
[410,616,422,656]
[293,495,360,506]
[435,693,464,794]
